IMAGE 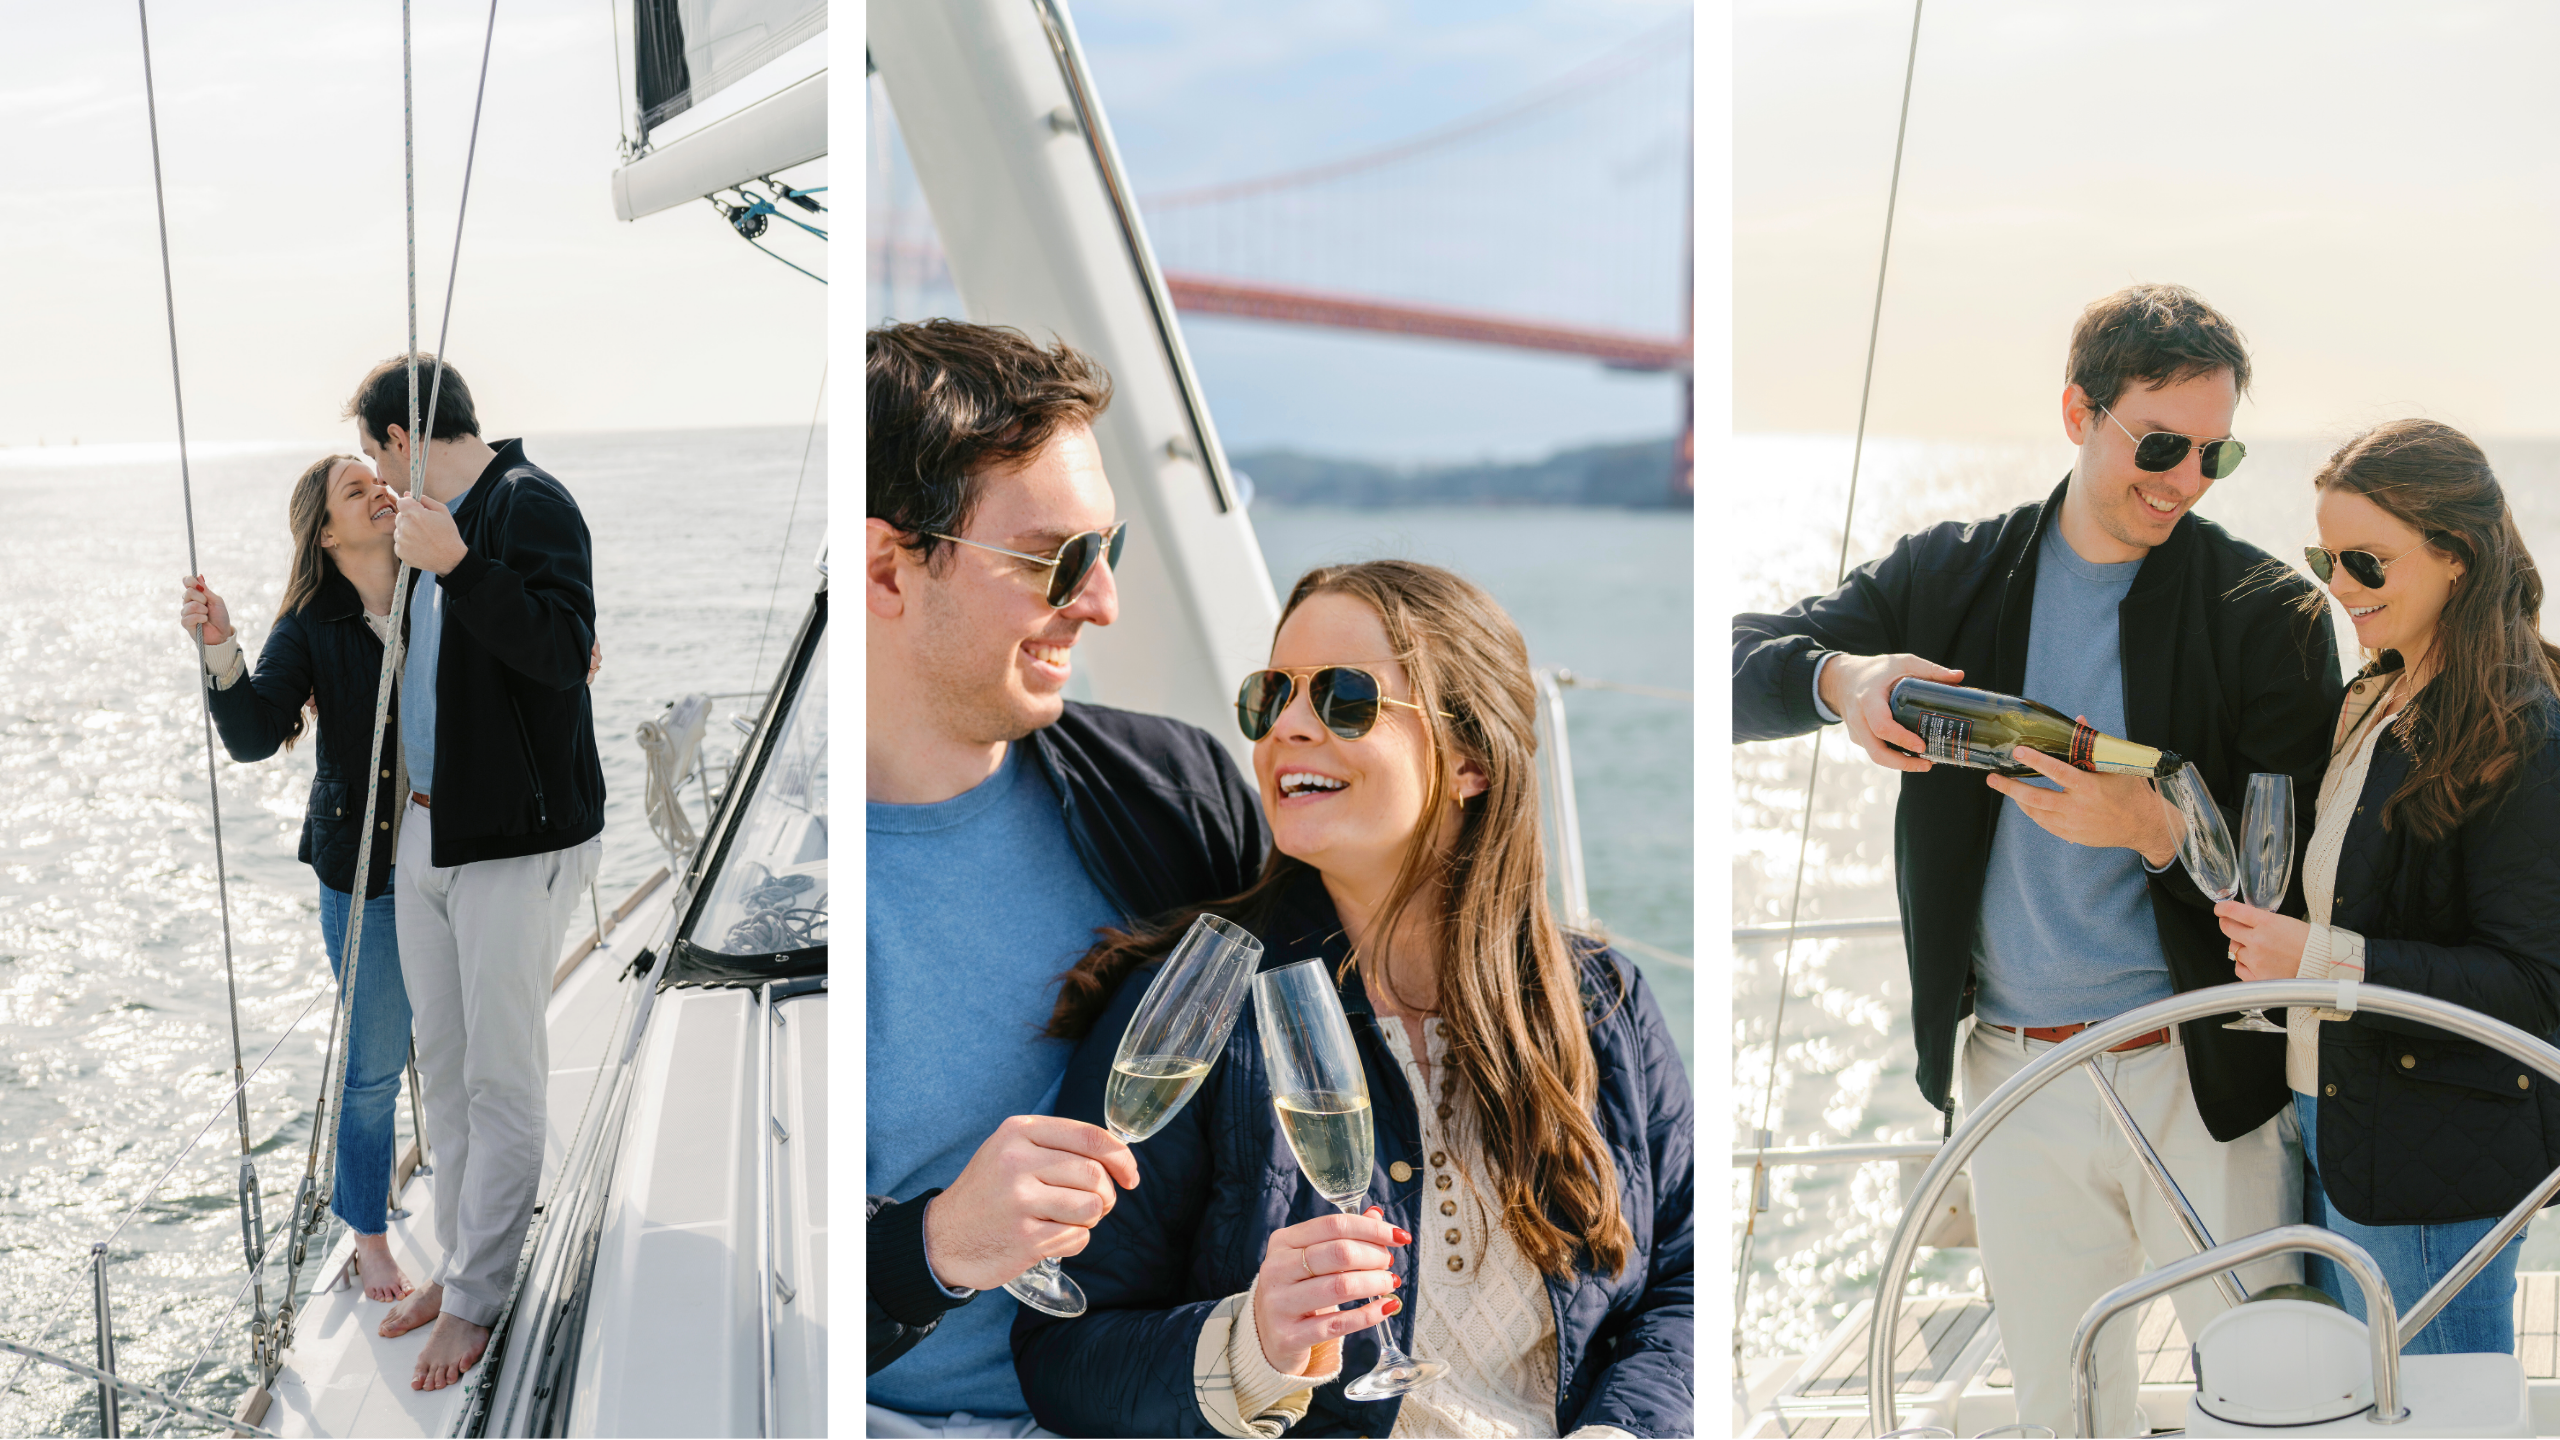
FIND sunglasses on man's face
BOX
[926,523,1127,608]
[2100,404,2247,481]
[1236,666,1434,742]
[2304,534,2447,590]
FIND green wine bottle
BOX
[1887,677,2182,778]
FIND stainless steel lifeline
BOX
[1867,978,2560,1435]
[1027,0,1243,515]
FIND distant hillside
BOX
[1233,435,1685,510]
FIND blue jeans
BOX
[2295,1089,2523,1354]
[318,880,413,1236]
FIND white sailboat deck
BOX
[257,873,674,1438]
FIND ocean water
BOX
[1253,504,1695,1065]
[0,425,823,1434]
[1727,432,2560,1363]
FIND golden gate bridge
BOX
[868,13,1693,499]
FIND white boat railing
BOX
[1534,667,1694,970]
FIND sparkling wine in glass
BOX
[1254,958,1445,1400]
[2225,772,2295,1034]
[1006,913,1262,1318]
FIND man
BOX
[364,355,606,1393]
[1734,284,2343,1435]
[865,319,1267,1435]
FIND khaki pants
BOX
[1961,1020,2300,1438]
[393,798,598,1327]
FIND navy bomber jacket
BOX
[866,701,1271,1377]
[1733,477,2345,1143]
[405,438,605,867]
[1013,867,1695,1438]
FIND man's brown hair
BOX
[345,354,480,448]
[866,320,1114,568]
[2066,283,2251,414]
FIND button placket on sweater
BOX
[1409,1018,1481,1283]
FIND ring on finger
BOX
[1301,1248,1313,1279]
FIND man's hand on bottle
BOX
[920,1114,1141,1292]
[1821,652,1964,772]
[1989,739,2179,864]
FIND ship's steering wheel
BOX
[1868,978,2560,1436]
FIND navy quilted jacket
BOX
[1013,868,1694,1437]
[2317,671,2560,1226]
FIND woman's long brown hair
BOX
[2307,420,2560,840]
[271,454,363,751]
[1047,560,1633,1280]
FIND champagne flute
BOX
[1254,958,1445,1400]
[2224,772,2295,1034]
[1006,913,1262,1318]
[2156,765,2263,1032]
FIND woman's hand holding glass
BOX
[179,574,233,646]
[1252,1207,1408,1377]
[2216,900,2311,981]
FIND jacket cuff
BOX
[1783,643,1834,732]
[2306,926,2365,1022]
[438,546,496,599]
[867,1190,974,1327]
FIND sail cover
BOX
[633,0,826,139]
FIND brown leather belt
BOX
[1990,1021,2171,1052]
[411,792,431,809]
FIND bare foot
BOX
[380,1281,440,1339]
[353,1232,413,1303]
[412,1313,489,1392]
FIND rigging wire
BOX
[123,0,283,1384]
[749,363,827,691]
[1733,0,1925,1399]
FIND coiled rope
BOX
[1733,0,1924,1406]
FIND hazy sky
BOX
[0,2,826,449]
[1738,0,2560,440]
[871,0,1693,465]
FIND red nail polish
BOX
[1392,1227,1411,1245]
[1365,1205,1383,1218]
[1392,1273,1403,1288]
[1383,1297,1402,1315]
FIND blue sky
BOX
[871,0,1694,465]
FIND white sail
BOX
[634,0,826,132]
[870,0,1282,752]
[615,0,827,221]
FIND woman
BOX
[2218,419,2560,1354]
[179,454,417,1305]
[1014,560,1691,1438]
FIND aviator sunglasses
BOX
[1236,666,1440,742]
[926,522,1127,608]
[2304,533,2452,591]
[2100,404,2248,481]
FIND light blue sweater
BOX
[1972,520,2175,1027]
[866,744,1120,1417]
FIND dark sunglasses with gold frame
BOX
[1235,666,1449,742]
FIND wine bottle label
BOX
[2068,719,2097,771]
[1915,712,1971,763]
